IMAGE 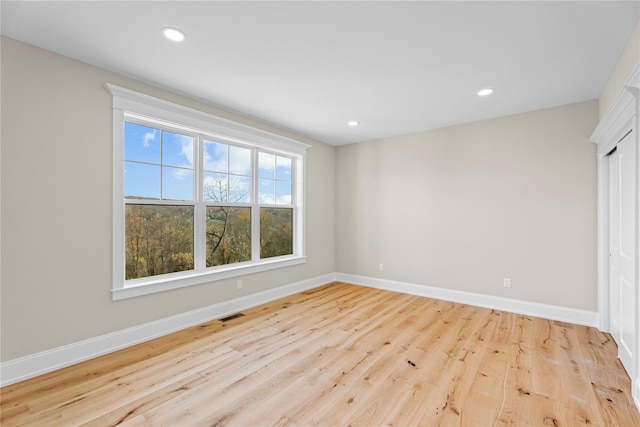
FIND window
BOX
[107,84,308,300]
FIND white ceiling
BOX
[2,1,638,146]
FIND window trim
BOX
[106,84,309,300]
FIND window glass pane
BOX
[124,122,160,164]
[276,156,292,181]
[260,208,293,258]
[125,204,194,279]
[204,140,228,173]
[203,172,228,202]
[229,175,251,203]
[120,107,303,288]
[229,145,251,176]
[206,207,251,267]
[162,166,194,201]
[124,161,160,199]
[259,152,275,179]
[258,179,275,204]
[162,131,194,168]
[276,181,292,205]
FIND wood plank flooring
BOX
[2,282,639,426]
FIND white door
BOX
[609,130,636,376]
[609,146,621,345]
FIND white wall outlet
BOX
[379,263,384,271]
[503,278,511,288]
[236,279,243,289]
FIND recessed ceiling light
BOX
[347,121,360,127]
[162,27,186,42]
[477,88,494,97]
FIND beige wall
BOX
[336,101,599,310]
[0,37,336,361]
[600,19,640,117]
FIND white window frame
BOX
[106,84,309,300]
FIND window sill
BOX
[112,256,306,300]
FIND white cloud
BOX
[276,195,292,205]
[171,167,191,180]
[203,141,227,172]
[143,129,157,148]
[259,194,275,204]
[178,134,194,167]
[276,157,291,176]
[229,146,251,175]
[259,152,275,173]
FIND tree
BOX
[125,204,194,279]
[125,175,293,279]
[260,208,293,258]
[204,175,251,266]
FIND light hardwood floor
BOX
[2,282,639,426]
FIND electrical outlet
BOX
[379,263,384,271]
[503,278,511,288]
[237,279,243,289]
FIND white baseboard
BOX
[1,271,599,387]
[335,273,599,327]
[0,273,337,387]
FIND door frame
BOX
[591,63,640,408]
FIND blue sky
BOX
[124,121,292,205]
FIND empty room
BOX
[1,1,640,425]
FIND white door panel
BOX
[609,131,636,377]
[609,143,621,343]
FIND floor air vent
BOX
[219,313,245,322]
